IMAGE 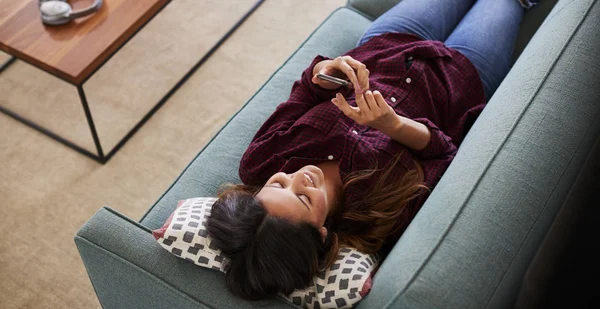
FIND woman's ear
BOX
[320,227,328,243]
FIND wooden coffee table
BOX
[0,0,264,163]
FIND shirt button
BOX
[327,155,334,160]
[352,130,358,135]
[406,77,412,84]
[390,97,397,103]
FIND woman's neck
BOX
[317,161,343,216]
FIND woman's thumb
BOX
[312,75,320,84]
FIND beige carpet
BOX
[0,0,346,308]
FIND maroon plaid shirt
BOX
[239,33,485,247]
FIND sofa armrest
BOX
[75,207,292,309]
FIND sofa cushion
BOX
[152,197,379,309]
[139,7,372,230]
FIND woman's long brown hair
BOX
[217,152,428,270]
[322,153,428,268]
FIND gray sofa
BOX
[75,0,600,308]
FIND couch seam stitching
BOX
[74,238,108,309]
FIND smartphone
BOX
[316,73,353,88]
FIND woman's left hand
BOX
[331,90,402,135]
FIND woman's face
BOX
[255,165,330,227]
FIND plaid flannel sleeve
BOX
[409,118,457,160]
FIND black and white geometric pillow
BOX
[152,197,229,272]
[282,247,379,309]
[153,197,379,309]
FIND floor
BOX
[0,0,345,308]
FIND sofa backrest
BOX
[356,0,600,308]
[348,0,559,63]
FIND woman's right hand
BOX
[311,56,369,94]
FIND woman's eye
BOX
[271,182,283,188]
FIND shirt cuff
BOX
[410,118,457,159]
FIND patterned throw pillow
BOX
[152,197,379,309]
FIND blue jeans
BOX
[357,0,525,100]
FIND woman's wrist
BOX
[384,115,430,151]
[377,114,404,137]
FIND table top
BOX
[0,0,170,85]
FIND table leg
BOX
[0,56,16,73]
[77,85,106,163]
[0,102,105,164]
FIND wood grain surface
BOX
[0,0,170,85]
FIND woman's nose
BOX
[290,172,308,188]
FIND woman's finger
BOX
[357,66,369,93]
[355,92,370,113]
[373,90,390,109]
[342,56,369,92]
[333,57,361,93]
[364,90,379,109]
[332,93,359,120]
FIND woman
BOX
[207,0,537,300]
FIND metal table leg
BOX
[0,84,107,164]
[0,56,16,73]
[0,91,105,164]
[77,85,106,163]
